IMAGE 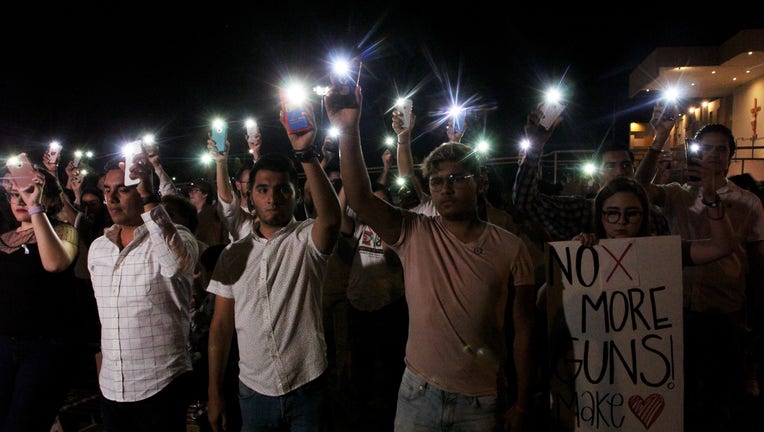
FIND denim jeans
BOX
[100,371,192,432]
[394,367,500,432]
[238,372,327,432]
[0,335,74,432]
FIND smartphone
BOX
[539,100,566,130]
[72,150,83,169]
[246,120,259,145]
[328,61,362,110]
[210,120,228,153]
[47,141,62,165]
[398,98,413,129]
[5,153,37,191]
[684,138,701,182]
[451,109,466,134]
[281,91,313,134]
[141,140,158,158]
[123,140,142,187]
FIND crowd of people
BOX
[1,85,762,432]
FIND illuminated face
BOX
[696,131,731,175]
[427,161,480,220]
[248,169,296,228]
[102,169,143,226]
[598,151,635,184]
[5,181,30,223]
[601,192,644,239]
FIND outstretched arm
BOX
[635,103,676,206]
[328,86,402,245]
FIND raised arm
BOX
[208,137,236,205]
[393,109,426,202]
[635,102,677,206]
[512,107,586,240]
[18,170,78,272]
[280,104,341,254]
[328,86,402,245]
[148,149,178,197]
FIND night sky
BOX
[1,7,758,182]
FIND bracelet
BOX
[701,194,721,208]
[28,205,46,215]
[141,193,161,206]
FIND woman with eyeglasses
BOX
[574,176,734,265]
[0,161,80,431]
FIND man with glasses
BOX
[513,106,670,240]
[637,109,764,430]
[329,86,536,431]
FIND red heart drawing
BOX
[628,393,665,429]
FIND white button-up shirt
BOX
[207,218,329,396]
[88,205,199,402]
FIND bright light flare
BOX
[544,87,563,104]
[74,150,83,158]
[245,118,256,128]
[582,162,596,176]
[283,83,308,105]
[395,177,406,187]
[328,127,340,138]
[121,141,141,158]
[142,134,155,145]
[200,154,213,165]
[662,87,681,103]
[85,151,94,158]
[49,141,62,151]
[475,140,489,153]
[385,136,395,147]
[520,139,530,150]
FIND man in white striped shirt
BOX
[88,155,199,431]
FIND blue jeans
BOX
[238,372,327,432]
[394,367,501,432]
[0,335,74,432]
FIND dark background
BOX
[1,7,758,182]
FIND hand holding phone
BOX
[123,141,143,186]
[281,91,313,135]
[397,98,413,129]
[5,153,38,191]
[539,100,566,131]
[684,139,702,182]
[47,141,62,165]
[327,60,362,110]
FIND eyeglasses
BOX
[428,174,475,192]
[602,208,643,224]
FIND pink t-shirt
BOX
[391,211,535,396]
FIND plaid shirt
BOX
[513,147,669,240]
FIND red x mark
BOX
[601,243,634,282]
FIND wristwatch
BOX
[141,193,161,206]
[293,148,319,163]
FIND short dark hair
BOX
[693,124,736,159]
[247,153,299,192]
[593,142,634,166]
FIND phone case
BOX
[281,98,312,134]
[123,141,142,186]
[452,111,466,133]
[211,122,228,153]
[6,154,38,190]
[539,101,566,130]
[400,99,413,128]
[72,154,82,168]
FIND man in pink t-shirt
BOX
[327,86,536,432]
